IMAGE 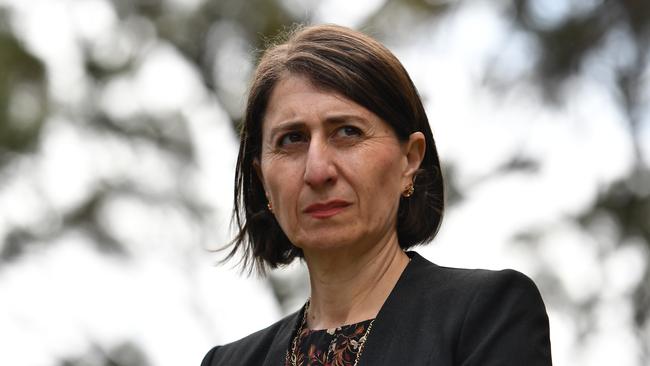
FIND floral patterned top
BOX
[286,318,375,366]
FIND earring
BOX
[267,201,273,212]
[402,183,415,198]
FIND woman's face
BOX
[257,75,424,256]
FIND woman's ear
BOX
[403,132,426,180]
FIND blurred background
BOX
[0,0,649,365]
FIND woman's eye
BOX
[336,126,362,138]
[278,132,306,147]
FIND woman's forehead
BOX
[262,76,375,127]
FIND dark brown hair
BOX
[228,24,444,273]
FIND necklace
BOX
[286,300,375,366]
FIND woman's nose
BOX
[303,140,337,188]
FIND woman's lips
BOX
[303,200,351,219]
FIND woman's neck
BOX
[302,233,409,330]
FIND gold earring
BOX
[402,183,415,198]
[267,201,273,212]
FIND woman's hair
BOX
[228,24,444,273]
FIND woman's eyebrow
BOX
[268,121,306,141]
[324,114,369,125]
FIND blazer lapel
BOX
[359,251,435,366]
[262,307,304,366]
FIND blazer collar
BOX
[262,251,433,366]
[359,251,434,365]
[262,305,304,366]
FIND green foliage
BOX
[0,0,648,364]
[0,31,46,161]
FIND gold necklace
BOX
[286,300,375,366]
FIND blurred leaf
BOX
[0,228,37,262]
[91,113,195,162]
[63,188,128,256]
[110,0,298,93]
[441,164,463,206]
[85,56,135,82]
[497,155,539,174]
[110,0,163,20]
[363,0,454,41]
[0,31,47,160]
[59,341,150,366]
[620,0,650,38]
[535,14,606,83]
[578,168,650,332]
[580,176,650,244]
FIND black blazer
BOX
[202,252,552,365]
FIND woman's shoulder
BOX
[406,250,543,302]
[376,251,552,365]
[200,310,300,366]
[402,251,549,334]
[431,265,551,364]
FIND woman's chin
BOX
[292,229,371,255]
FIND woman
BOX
[202,24,552,366]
